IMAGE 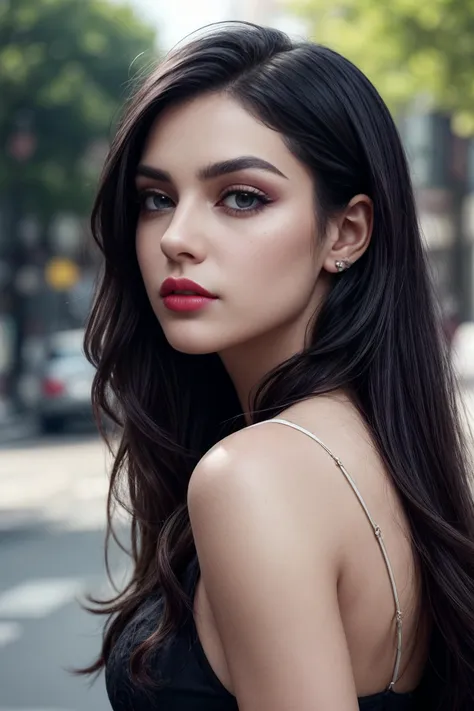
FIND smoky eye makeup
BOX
[217,185,273,216]
[136,189,175,213]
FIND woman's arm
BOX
[187,425,360,711]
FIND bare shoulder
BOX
[189,389,374,489]
[187,389,403,580]
[187,392,372,558]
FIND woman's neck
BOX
[219,321,310,423]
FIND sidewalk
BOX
[0,398,36,446]
[0,434,120,535]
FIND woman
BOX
[82,22,474,710]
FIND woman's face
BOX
[135,92,331,357]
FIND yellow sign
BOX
[45,258,80,291]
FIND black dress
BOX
[105,556,414,711]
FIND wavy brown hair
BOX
[81,22,474,709]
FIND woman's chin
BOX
[169,340,217,355]
[162,328,224,355]
[160,320,250,355]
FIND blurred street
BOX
[0,428,129,711]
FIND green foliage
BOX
[292,0,474,135]
[0,0,157,218]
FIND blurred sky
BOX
[124,0,306,49]
[126,0,234,49]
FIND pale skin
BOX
[135,92,429,709]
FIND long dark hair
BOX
[82,21,474,709]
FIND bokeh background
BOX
[0,1,473,709]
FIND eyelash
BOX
[137,186,272,217]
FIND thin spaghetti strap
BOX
[250,417,403,691]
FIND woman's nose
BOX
[160,203,206,264]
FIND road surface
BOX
[0,430,129,711]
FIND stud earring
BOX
[335,259,351,273]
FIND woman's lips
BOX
[162,294,216,312]
[159,276,217,298]
[160,276,218,312]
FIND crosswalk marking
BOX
[0,578,85,619]
[0,621,22,648]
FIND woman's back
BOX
[190,394,429,700]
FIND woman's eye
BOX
[140,192,174,212]
[221,190,268,212]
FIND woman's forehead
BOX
[140,93,307,181]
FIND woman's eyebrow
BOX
[136,165,172,183]
[136,155,288,183]
[198,156,288,180]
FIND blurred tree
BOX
[292,0,474,135]
[292,0,474,321]
[0,0,156,405]
[0,0,156,220]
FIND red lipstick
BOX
[159,277,217,312]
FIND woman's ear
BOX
[323,194,373,274]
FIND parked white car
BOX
[34,329,95,433]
